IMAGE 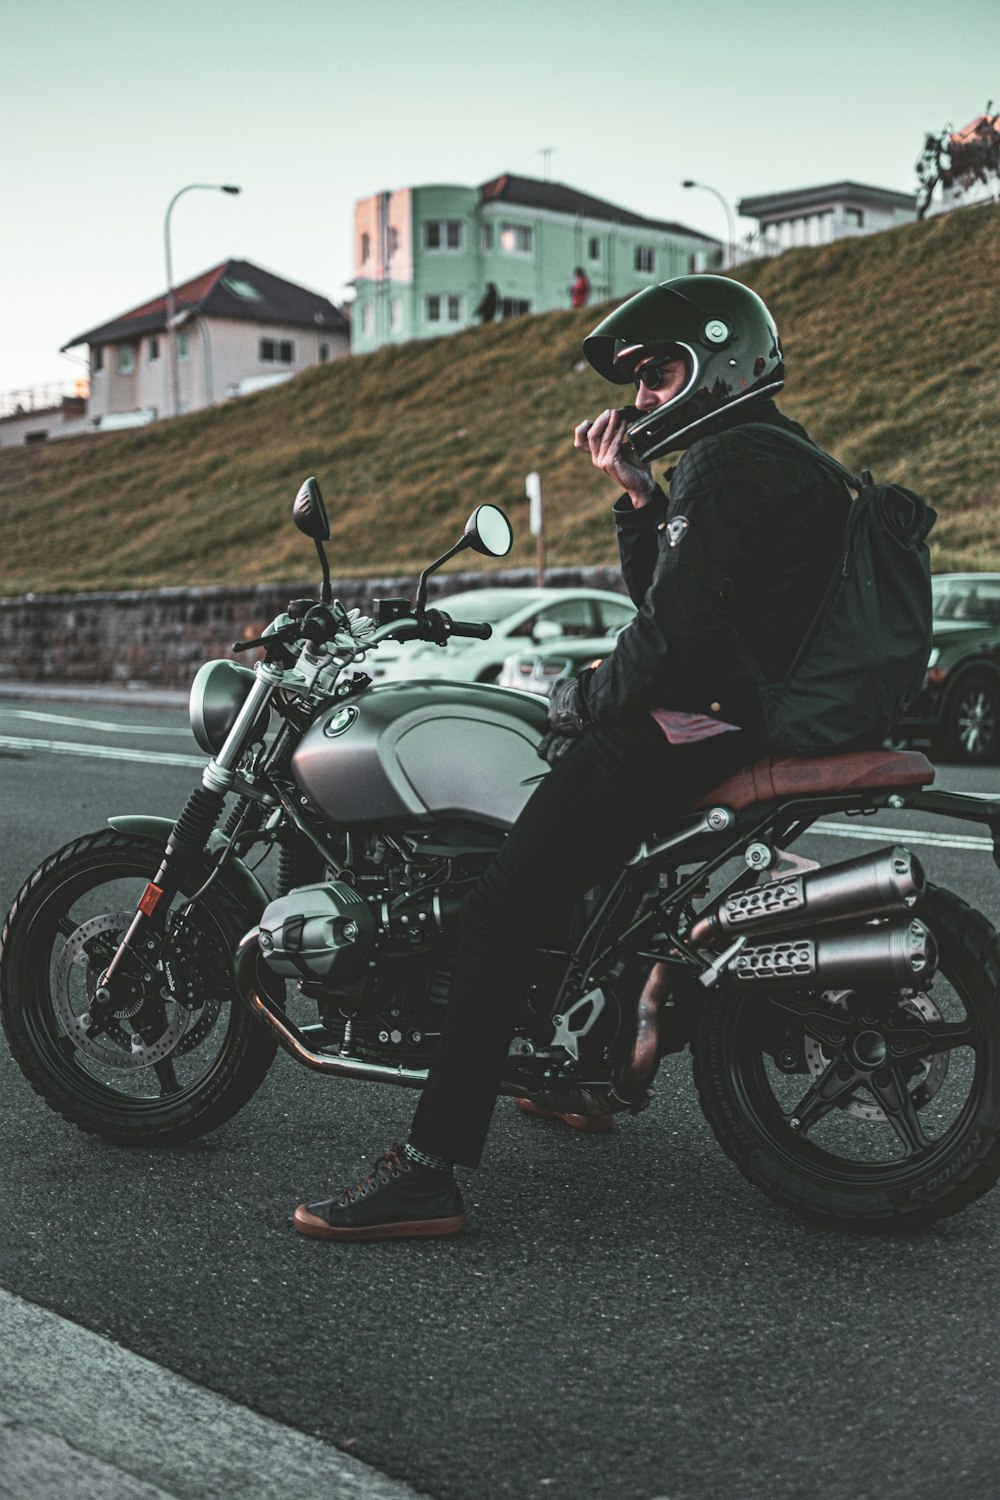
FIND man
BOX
[293,275,849,1242]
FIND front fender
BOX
[108,815,269,915]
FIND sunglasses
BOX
[632,355,684,392]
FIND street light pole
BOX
[681,179,736,270]
[163,182,241,417]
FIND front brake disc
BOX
[54,912,189,1071]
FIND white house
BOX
[737,181,917,257]
[62,260,350,425]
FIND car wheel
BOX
[475,665,502,684]
[941,673,1000,763]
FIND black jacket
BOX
[579,401,849,737]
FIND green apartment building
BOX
[351,173,722,353]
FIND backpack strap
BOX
[729,423,858,690]
[735,422,863,492]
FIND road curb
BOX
[0,1289,431,1500]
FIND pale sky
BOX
[1,0,996,396]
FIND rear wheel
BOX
[693,887,1000,1229]
[0,830,276,1144]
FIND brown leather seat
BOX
[695,748,934,812]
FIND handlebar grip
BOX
[448,620,492,640]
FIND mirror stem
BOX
[415,537,469,615]
[315,540,332,604]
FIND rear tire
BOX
[692,887,1000,1229]
[0,830,276,1145]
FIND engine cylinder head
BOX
[689,845,924,947]
[257,881,375,981]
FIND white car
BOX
[368,587,636,685]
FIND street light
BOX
[163,183,241,417]
[681,179,735,271]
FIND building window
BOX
[387,226,399,256]
[423,219,464,252]
[92,347,104,374]
[390,298,403,332]
[424,294,465,325]
[361,232,371,263]
[500,223,533,255]
[501,297,533,319]
[319,342,331,362]
[482,223,493,252]
[221,275,262,302]
[845,207,864,227]
[176,333,190,361]
[117,345,135,374]
[634,246,655,274]
[147,336,160,364]
[259,337,295,364]
[588,236,602,262]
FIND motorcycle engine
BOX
[257,881,376,981]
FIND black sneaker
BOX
[293,1145,467,1242]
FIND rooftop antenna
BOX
[538,147,556,182]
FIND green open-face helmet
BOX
[583,275,784,459]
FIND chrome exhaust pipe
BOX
[235,929,429,1087]
[689,846,924,947]
[730,916,937,987]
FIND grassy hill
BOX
[1,203,998,598]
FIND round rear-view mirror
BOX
[293,476,331,541]
[465,504,513,558]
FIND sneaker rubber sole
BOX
[293,1204,467,1241]
[513,1097,614,1133]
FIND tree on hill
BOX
[916,105,1000,219]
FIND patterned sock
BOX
[404,1141,453,1173]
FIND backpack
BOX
[733,424,937,755]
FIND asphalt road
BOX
[1,695,999,1500]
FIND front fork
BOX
[87,669,280,1032]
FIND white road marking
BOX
[0,734,205,768]
[812,819,992,852]
[0,708,193,737]
[0,1288,425,1500]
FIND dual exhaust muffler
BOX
[690,846,936,987]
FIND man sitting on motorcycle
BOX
[294,275,851,1242]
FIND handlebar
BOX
[233,605,492,659]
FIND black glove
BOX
[536,676,589,765]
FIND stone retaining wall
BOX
[0,567,626,688]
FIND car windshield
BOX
[432,591,543,625]
[932,577,1000,625]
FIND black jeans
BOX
[408,715,760,1168]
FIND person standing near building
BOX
[570,267,590,308]
[474,282,499,322]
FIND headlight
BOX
[189,659,261,754]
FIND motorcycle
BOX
[4,477,1000,1231]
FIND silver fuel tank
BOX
[291,681,549,830]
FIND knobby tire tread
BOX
[692,885,1000,1231]
[0,829,276,1146]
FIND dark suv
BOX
[899,573,1000,763]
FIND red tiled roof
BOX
[62,259,348,350]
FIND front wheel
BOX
[0,830,276,1144]
[693,887,1000,1229]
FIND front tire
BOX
[0,830,276,1145]
[692,887,1000,1230]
